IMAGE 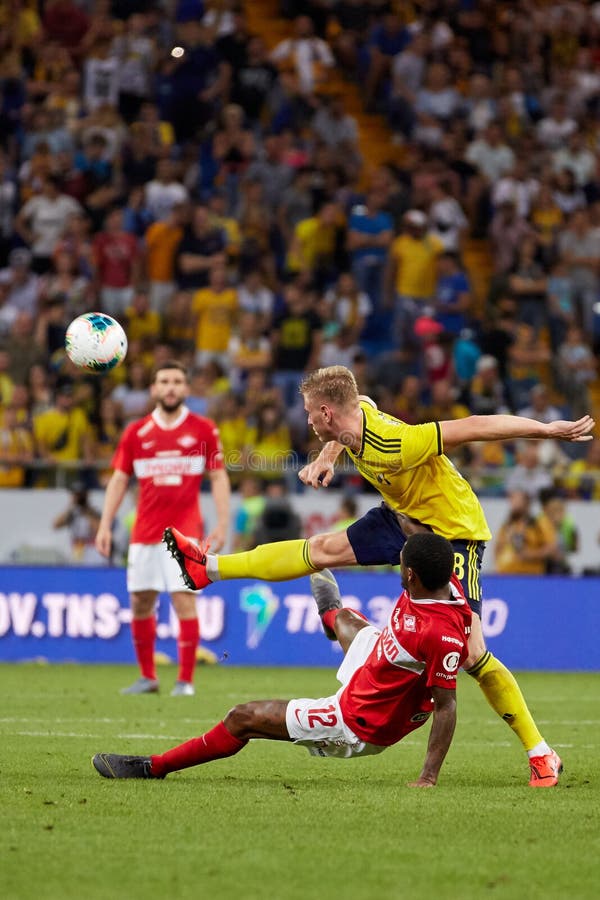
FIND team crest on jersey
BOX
[177,434,197,448]
[403,614,416,632]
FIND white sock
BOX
[206,554,221,581]
[527,740,552,758]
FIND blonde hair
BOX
[300,366,359,408]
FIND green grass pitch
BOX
[1,664,599,900]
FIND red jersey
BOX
[111,407,224,543]
[93,232,138,288]
[339,576,472,747]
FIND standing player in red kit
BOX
[93,533,471,786]
[95,361,231,696]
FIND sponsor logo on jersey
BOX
[410,712,431,723]
[133,455,206,478]
[441,634,463,647]
[442,651,460,672]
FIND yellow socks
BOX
[466,651,543,752]
[215,540,317,582]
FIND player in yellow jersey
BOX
[164,366,595,786]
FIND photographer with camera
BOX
[53,481,106,566]
[494,489,556,575]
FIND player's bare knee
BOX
[336,608,364,630]
[464,640,486,670]
[307,533,328,567]
[130,592,156,618]
[334,609,368,647]
[224,703,256,739]
[464,614,486,668]
[308,531,355,568]
[223,703,254,740]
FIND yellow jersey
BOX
[344,401,492,541]
[390,233,444,298]
[192,288,238,353]
[145,221,183,282]
[287,217,337,272]
[33,407,91,462]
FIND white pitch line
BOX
[12,730,192,740]
[0,716,133,724]
[0,716,214,726]
[5,730,598,749]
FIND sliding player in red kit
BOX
[95,361,231,696]
[93,533,472,786]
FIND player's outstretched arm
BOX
[408,687,456,788]
[298,441,345,488]
[440,414,595,450]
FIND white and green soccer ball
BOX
[65,312,128,373]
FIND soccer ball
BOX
[65,313,128,373]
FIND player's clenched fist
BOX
[298,458,336,488]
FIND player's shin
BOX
[215,539,317,581]
[466,651,546,752]
[177,617,199,684]
[131,616,157,680]
[150,722,247,776]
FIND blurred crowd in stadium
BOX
[0,0,599,518]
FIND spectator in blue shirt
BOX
[434,252,472,335]
[73,134,112,187]
[364,13,411,111]
[347,191,393,306]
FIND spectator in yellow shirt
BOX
[192,263,238,367]
[494,490,556,575]
[422,378,471,423]
[385,209,445,348]
[207,190,241,260]
[161,291,196,355]
[0,349,15,408]
[123,290,162,344]
[243,401,293,483]
[561,439,600,500]
[0,403,34,487]
[227,311,272,391]
[144,203,186,313]
[210,391,248,486]
[0,1,42,50]
[287,202,343,285]
[33,383,95,484]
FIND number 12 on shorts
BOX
[307,704,338,728]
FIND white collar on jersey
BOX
[408,581,465,606]
[151,405,189,431]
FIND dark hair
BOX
[539,487,561,507]
[45,173,63,189]
[151,360,189,382]
[402,533,454,591]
